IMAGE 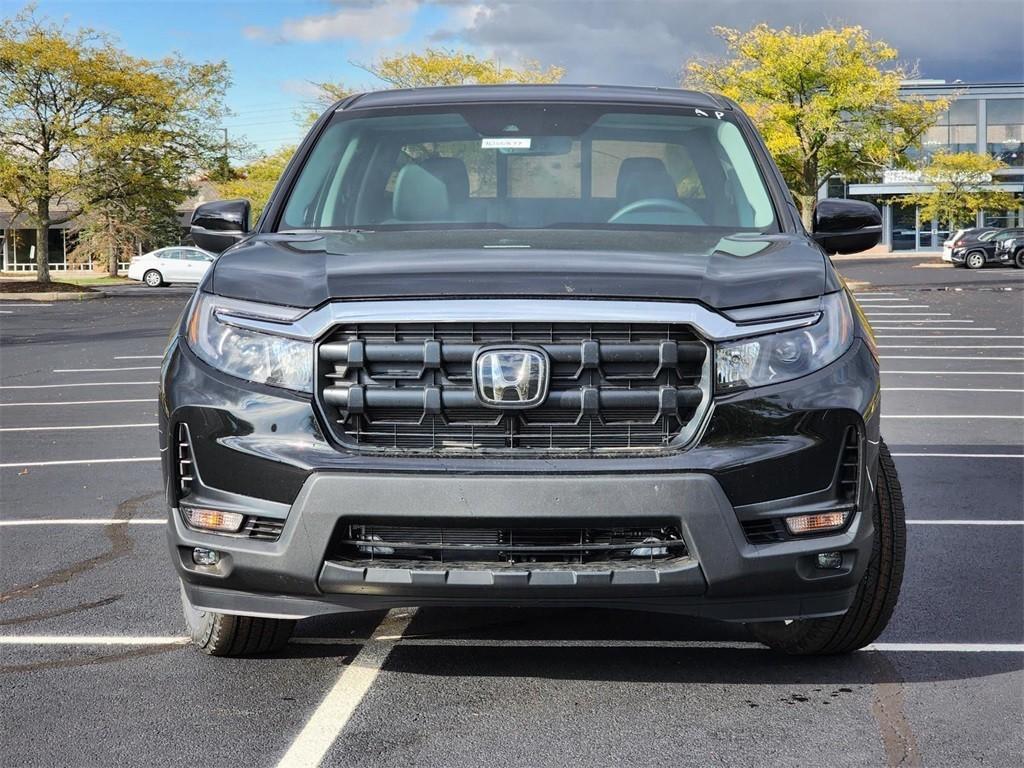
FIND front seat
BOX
[615,157,679,207]
[419,157,484,222]
[391,162,451,222]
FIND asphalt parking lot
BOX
[1,260,1022,767]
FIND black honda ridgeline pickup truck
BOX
[164,85,905,657]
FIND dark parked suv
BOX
[165,85,905,657]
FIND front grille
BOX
[316,322,709,454]
[334,522,688,566]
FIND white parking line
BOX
[0,381,158,390]
[855,298,911,302]
[275,609,417,768]
[114,355,164,360]
[876,335,1024,339]
[0,518,164,526]
[52,366,161,373]
[0,399,156,407]
[0,636,187,646]
[879,345,1024,349]
[865,312,951,316]
[883,370,1024,375]
[884,414,1024,419]
[862,305,931,309]
[892,452,1024,458]
[0,635,1019,654]
[881,355,1024,361]
[0,423,156,432]
[906,520,1023,526]
[0,457,158,468]
[873,328,996,332]
[870,320,975,324]
[884,387,1024,393]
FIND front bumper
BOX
[162,337,881,623]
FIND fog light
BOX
[192,547,220,566]
[182,506,244,533]
[816,551,843,569]
[785,511,848,535]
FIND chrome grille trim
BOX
[213,298,821,342]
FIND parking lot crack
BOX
[0,492,158,604]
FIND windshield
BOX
[278,103,778,235]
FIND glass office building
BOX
[846,81,1023,251]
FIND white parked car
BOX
[127,246,215,287]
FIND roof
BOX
[343,84,730,111]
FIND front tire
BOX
[1014,249,1024,269]
[143,269,165,287]
[964,251,985,270]
[748,439,906,655]
[180,582,295,656]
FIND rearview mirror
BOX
[190,199,251,254]
[812,198,882,255]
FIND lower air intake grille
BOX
[838,427,861,501]
[335,522,687,566]
[316,322,709,454]
[176,423,193,497]
[244,517,285,541]
[741,518,788,544]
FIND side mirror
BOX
[812,198,882,255]
[190,199,251,254]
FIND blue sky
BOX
[32,1,466,153]
[26,1,1024,157]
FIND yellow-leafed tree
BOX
[686,25,948,229]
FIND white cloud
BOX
[246,0,419,44]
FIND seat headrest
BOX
[615,157,678,205]
[419,157,470,202]
[392,163,451,221]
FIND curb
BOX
[0,290,104,302]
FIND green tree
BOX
[215,146,295,222]
[686,25,948,229]
[359,48,564,89]
[897,152,1017,230]
[0,5,231,282]
[307,49,564,119]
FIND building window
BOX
[916,98,978,162]
[986,98,1024,167]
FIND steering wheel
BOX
[608,198,703,225]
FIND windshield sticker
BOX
[482,137,532,149]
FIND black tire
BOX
[143,269,165,287]
[748,439,906,655]
[1014,249,1024,269]
[180,582,295,657]
[964,250,985,270]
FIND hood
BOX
[209,229,829,310]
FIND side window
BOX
[160,249,179,260]
[185,249,207,261]
[591,140,705,199]
[507,141,581,198]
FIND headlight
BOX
[185,293,313,393]
[715,291,854,392]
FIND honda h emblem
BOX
[473,346,550,409]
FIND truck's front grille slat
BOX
[317,322,709,454]
[335,523,688,565]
